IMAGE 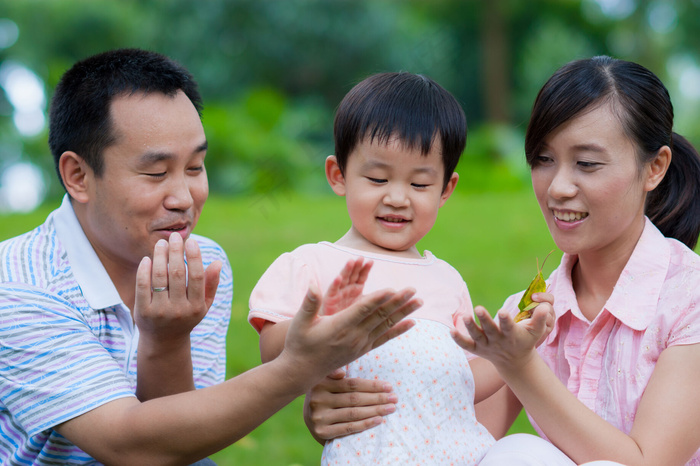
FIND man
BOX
[0,48,420,465]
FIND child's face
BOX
[326,136,458,258]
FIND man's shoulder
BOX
[0,214,64,284]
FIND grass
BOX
[0,190,557,465]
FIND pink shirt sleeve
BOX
[248,252,316,333]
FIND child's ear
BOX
[439,172,459,207]
[59,151,92,203]
[325,155,347,196]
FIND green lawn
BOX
[0,190,556,465]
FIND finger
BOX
[369,318,415,349]
[348,258,366,285]
[529,303,551,335]
[135,256,153,311]
[326,368,346,380]
[329,288,395,328]
[531,291,554,306]
[497,309,516,334]
[451,327,476,352]
[167,232,186,301]
[474,306,499,338]
[184,237,205,304]
[357,259,372,286]
[151,239,169,297]
[366,294,422,342]
[463,313,485,344]
[360,288,418,331]
[314,415,385,440]
[203,260,222,310]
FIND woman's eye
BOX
[534,155,553,165]
[146,172,166,178]
[188,166,204,173]
[577,161,600,169]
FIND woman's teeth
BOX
[554,211,588,222]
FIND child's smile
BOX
[327,136,458,258]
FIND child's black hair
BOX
[334,72,466,191]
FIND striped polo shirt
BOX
[0,196,232,465]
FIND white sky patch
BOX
[647,2,678,34]
[0,61,46,137]
[592,0,636,19]
[0,162,45,213]
[0,19,18,49]
[668,55,700,101]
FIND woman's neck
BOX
[571,219,645,321]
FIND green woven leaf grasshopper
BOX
[514,251,553,323]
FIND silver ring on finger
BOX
[152,286,169,292]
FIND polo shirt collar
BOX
[547,217,669,340]
[53,195,123,310]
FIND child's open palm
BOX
[320,258,373,316]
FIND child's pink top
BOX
[503,218,700,464]
[249,242,494,465]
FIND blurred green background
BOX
[0,1,699,464]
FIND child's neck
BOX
[335,229,423,259]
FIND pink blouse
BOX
[503,218,700,464]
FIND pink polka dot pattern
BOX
[322,320,494,465]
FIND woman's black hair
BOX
[525,56,700,249]
[334,72,466,191]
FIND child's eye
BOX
[411,183,429,188]
[367,177,387,184]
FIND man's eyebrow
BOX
[137,140,209,165]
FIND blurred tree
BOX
[0,0,699,202]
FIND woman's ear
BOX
[59,151,91,203]
[645,145,672,192]
[325,155,346,196]
[439,172,459,207]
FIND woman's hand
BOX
[303,370,399,444]
[451,292,554,371]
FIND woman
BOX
[305,56,700,465]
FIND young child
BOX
[248,72,503,464]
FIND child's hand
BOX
[320,258,372,316]
[451,299,553,371]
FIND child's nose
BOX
[383,184,410,207]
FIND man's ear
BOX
[325,155,346,196]
[59,151,92,203]
[439,172,459,207]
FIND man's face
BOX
[81,90,208,274]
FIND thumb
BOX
[297,282,322,323]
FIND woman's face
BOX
[530,103,650,260]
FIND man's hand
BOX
[133,232,222,399]
[278,280,421,394]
